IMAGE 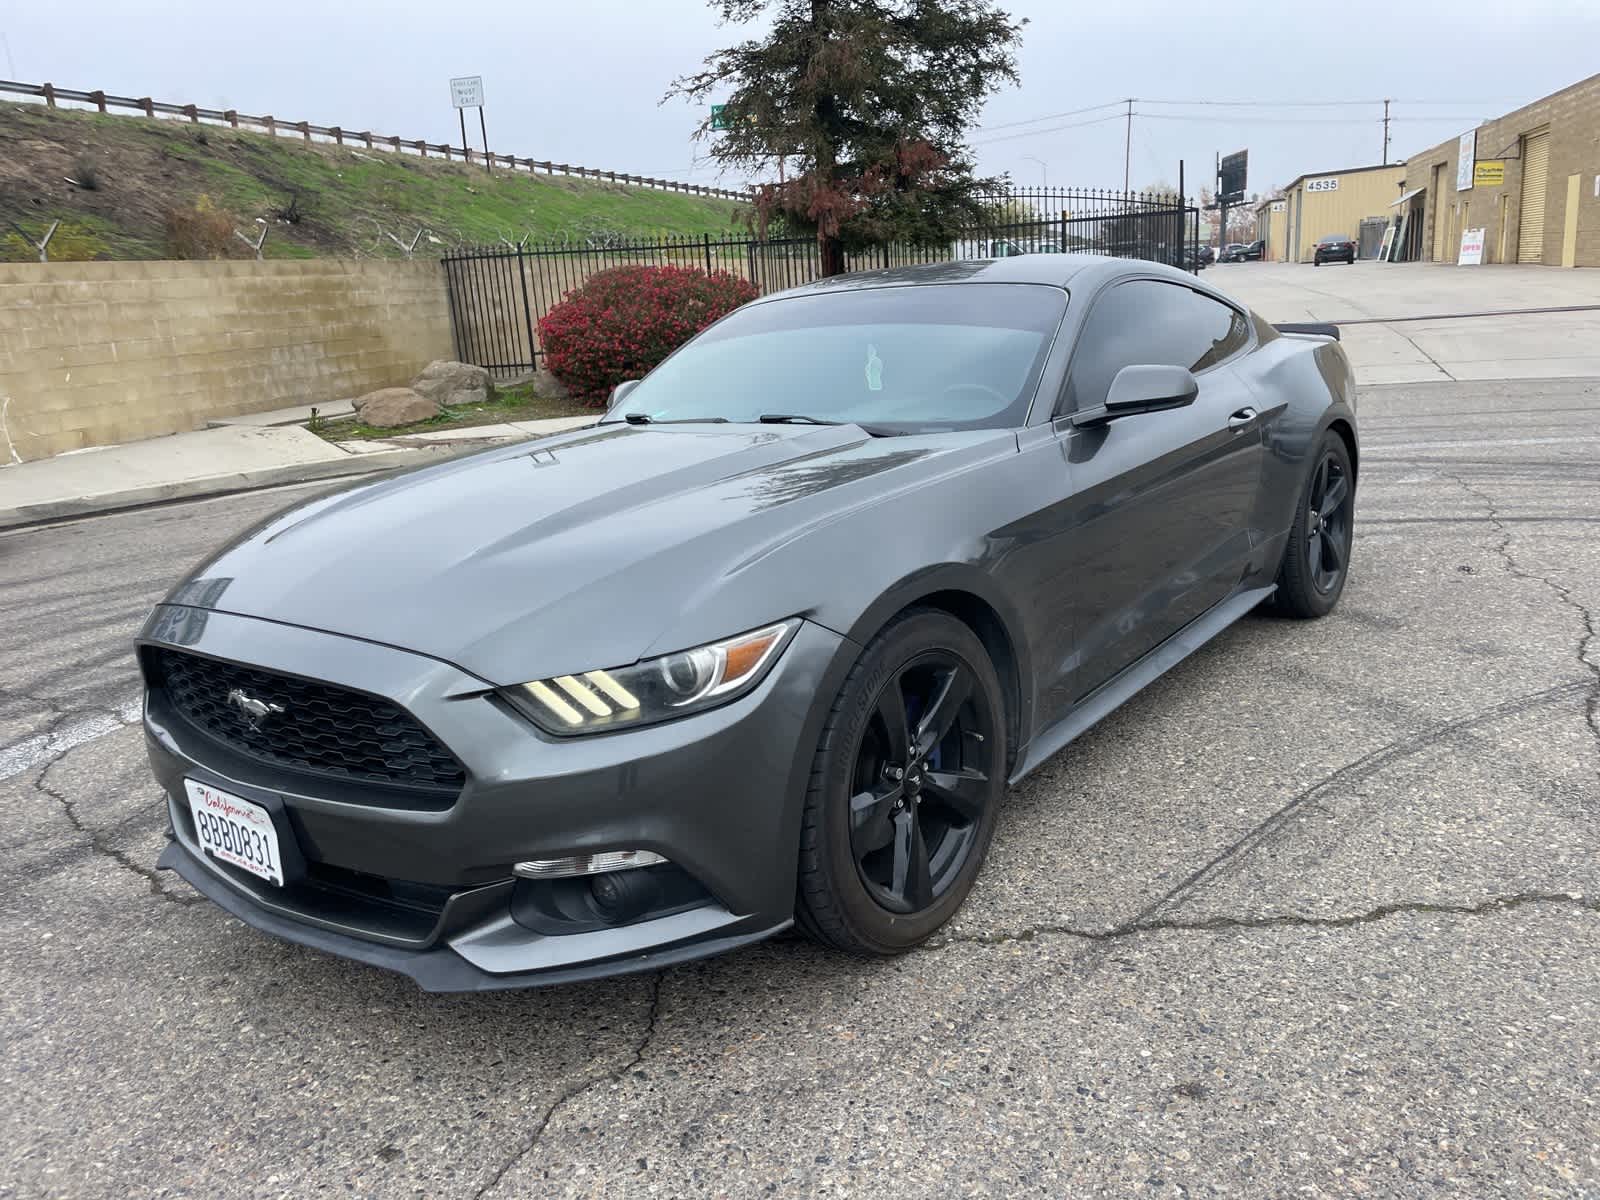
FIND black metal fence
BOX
[442,188,1201,376]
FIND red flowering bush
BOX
[537,265,759,405]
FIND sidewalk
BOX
[0,409,596,529]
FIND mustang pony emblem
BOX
[226,688,285,730]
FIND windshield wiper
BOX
[757,413,902,438]
[621,413,729,425]
[757,413,840,426]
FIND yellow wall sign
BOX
[1473,160,1506,187]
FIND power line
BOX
[1140,97,1515,108]
[1141,97,1385,108]
[1136,112,1486,125]
[975,99,1124,133]
[970,111,1126,146]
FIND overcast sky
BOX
[3,0,1596,201]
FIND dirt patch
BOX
[312,384,595,442]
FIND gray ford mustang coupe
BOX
[139,255,1357,991]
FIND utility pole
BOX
[1382,99,1392,165]
[1179,158,1190,272]
[1214,150,1221,254]
[1123,99,1134,192]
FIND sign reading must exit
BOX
[449,76,484,109]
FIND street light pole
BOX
[1021,155,1047,188]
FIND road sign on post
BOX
[710,104,729,131]
[449,76,491,172]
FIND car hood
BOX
[167,422,999,683]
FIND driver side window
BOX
[1059,280,1250,414]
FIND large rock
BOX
[532,367,571,402]
[411,360,491,408]
[353,387,438,428]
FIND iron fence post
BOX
[515,246,537,369]
[704,232,713,275]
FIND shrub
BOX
[164,194,237,259]
[537,265,758,405]
[70,158,100,191]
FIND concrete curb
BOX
[0,445,453,531]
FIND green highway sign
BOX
[711,104,728,131]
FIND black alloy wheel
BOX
[795,609,1006,954]
[1269,430,1355,618]
[1305,450,1352,595]
[846,650,992,914]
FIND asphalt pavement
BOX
[2,376,1598,1198]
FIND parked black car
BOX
[1240,240,1265,261]
[1220,243,1248,262]
[1313,234,1356,266]
[140,255,1358,991]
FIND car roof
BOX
[754,253,1191,304]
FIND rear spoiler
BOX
[1274,322,1341,341]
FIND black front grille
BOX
[148,648,466,800]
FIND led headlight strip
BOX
[509,620,797,734]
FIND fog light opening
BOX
[588,869,662,924]
[512,849,668,880]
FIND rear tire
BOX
[794,609,1006,955]
[1268,431,1355,618]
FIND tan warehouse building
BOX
[1266,164,1407,262]
[1254,195,1288,261]
[1401,71,1600,266]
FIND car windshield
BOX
[1320,235,1346,244]
[603,282,1067,433]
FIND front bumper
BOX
[140,604,849,991]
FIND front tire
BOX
[1269,431,1355,618]
[794,609,1006,955]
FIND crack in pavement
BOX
[31,754,197,905]
[1389,326,1456,381]
[472,971,664,1199]
[935,890,1598,949]
[1119,679,1588,927]
[1447,472,1600,760]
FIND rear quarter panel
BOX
[1239,327,1358,566]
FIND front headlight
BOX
[503,620,799,735]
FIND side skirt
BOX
[1009,584,1276,786]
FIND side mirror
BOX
[609,379,641,409]
[1071,365,1199,427]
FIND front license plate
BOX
[184,779,284,886]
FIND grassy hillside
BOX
[0,102,743,262]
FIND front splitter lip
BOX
[157,840,791,993]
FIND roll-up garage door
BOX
[1518,132,1550,264]
[1432,165,1451,261]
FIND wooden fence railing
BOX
[0,79,747,200]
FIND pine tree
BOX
[670,0,1025,275]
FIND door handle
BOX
[1227,407,1258,432]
